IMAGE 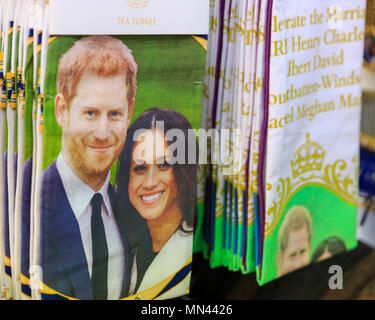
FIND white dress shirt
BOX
[56,153,125,300]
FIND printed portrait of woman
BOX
[311,236,347,263]
[114,107,198,298]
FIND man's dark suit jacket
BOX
[22,159,132,300]
[20,156,32,296]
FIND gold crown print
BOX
[126,0,150,9]
[290,133,326,179]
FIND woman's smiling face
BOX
[128,128,179,221]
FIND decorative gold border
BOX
[265,142,358,238]
[192,35,208,51]
[38,257,192,300]
[360,132,375,152]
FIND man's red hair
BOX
[57,35,138,106]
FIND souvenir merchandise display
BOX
[2,0,208,300]
[198,0,366,286]
[0,0,368,300]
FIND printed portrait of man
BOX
[276,205,312,277]
[38,35,137,300]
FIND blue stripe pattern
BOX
[154,263,192,299]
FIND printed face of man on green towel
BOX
[277,205,312,277]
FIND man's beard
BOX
[64,133,124,184]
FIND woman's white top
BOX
[136,229,193,300]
